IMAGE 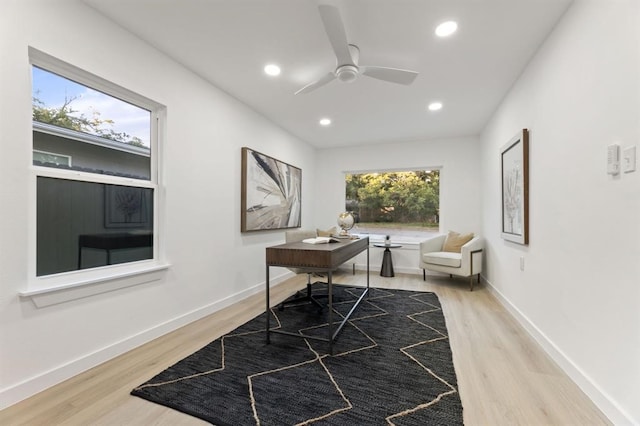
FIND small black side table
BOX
[373,243,402,277]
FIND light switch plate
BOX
[623,146,636,173]
[607,144,620,175]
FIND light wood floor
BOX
[0,271,611,425]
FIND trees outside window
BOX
[345,170,439,242]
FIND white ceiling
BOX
[83,0,572,148]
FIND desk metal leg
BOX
[265,265,270,344]
[328,269,333,355]
[367,245,370,290]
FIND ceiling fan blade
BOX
[295,72,336,95]
[318,5,354,65]
[360,66,419,85]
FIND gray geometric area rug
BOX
[131,286,463,425]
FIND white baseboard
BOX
[0,271,293,410]
[8,272,632,424]
[484,278,635,426]
[351,263,423,275]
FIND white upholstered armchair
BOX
[419,233,484,291]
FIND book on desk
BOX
[302,236,339,244]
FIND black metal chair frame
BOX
[279,272,328,311]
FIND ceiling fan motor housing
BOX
[336,64,359,83]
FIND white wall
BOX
[315,137,482,273]
[0,0,316,408]
[480,0,640,424]
[2,0,636,422]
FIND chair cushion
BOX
[317,226,337,237]
[442,231,474,253]
[285,230,317,243]
[423,251,462,268]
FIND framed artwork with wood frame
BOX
[501,129,529,244]
[241,147,302,232]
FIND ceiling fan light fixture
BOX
[435,21,458,37]
[336,65,359,83]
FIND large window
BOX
[30,49,160,278]
[345,170,440,243]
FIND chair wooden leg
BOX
[423,269,426,281]
[469,276,474,291]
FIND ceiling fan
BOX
[295,5,419,95]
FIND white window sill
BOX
[19,262,170,308]
[353,234,421,247]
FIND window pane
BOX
[33,150,71,167]
[32,66,151,179]
[37,177,154,276]
[33,130,150,179]
[345,170,440,243]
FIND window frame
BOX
[33,149,72,167]
[343,167,442,245]
[24,48,168,303]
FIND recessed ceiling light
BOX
[435,21,458,37]
[428,102,443,111]
[264,64,281,76]
[319,118,332,126]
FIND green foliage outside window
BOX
[32,65,150,149]
[346,170,439,226]
[33,94,147,148]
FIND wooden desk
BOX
[265,237,369,354]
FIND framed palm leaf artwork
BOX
[241,147,302,232]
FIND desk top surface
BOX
[266,236,368,269]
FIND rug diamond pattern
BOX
[132,287,463,425]
[250,356,350,425]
